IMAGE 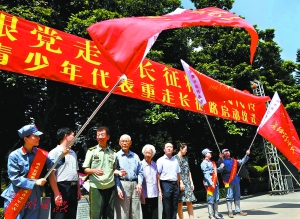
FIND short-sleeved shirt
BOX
[115,150,143,190]
[141,159,158,198]
[156,155,180,181]
[82,145,117,189]
[48,145,79,182]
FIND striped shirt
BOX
[48,145,79,182]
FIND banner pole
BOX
[236,131,258,176]
[202,113,221,154]
[44,74,127,179]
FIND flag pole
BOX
[278,156,300,186]
[44,74,127,179]
[202,111,221,154]
[236,131,258,176]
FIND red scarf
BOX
[204,161,217,196]
[223,158,238,188]
[4,148,48,219]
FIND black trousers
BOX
[161,181,179,219]
[51,182,78,219]
[141,197,158,219]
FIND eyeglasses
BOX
[120,140,130,143]
[97,133,106,137]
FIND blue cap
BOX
[202,148,212,156]
[18,125,43,138]
[222,149,229,154]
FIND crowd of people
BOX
[1,124,251,219]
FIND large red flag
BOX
[258,92,300,169]
[87,7,259,76]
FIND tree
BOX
[295,49,300,84]
[1,0,300,196]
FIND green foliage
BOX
[295,49,300,84]
[1,0,300,198]
[144,104,179,124]
[192,0,234,10]
[250,165,269,180]
[223,121,247,136]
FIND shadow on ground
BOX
[266,203,300,208]
[219,210,277,216]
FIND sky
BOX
[181,0,300,62]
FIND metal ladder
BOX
[250,80,287,194]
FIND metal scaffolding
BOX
[250,80,287,194]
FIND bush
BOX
[0,208,3,219]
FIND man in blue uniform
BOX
[220,149,250,218]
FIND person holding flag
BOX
[48,127,82,219]
[201,148,224,219]
[1,124,69,219]
[220,149,250,218]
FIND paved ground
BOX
[178,190,300,219]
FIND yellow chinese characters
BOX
[30,26,62,54]
[141,82,155,100]
[25,52,49,71]
[0,13,18,41]
[0,43,12,65]
[61,61,82,81]
[140,61,156,81]
[75,40,101,66]
[271,122,294,154]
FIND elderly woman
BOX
[141,144,158,219]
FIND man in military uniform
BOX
[83,126,119,219]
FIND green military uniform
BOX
[83,145,117,219]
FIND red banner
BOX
[258,92,300,169]
[88,7,259,76]
[0,11,267,126]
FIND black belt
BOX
[120,178,138,182]
[160,180,177,185]
[58,181,78,186]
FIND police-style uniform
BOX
[200,148,223,219]
[82,145,117,219]
[1,147,53,219]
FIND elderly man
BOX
[115,134,143,219]
[220,148,250,218]
[141,144,158,219]
[157,143,184,219]
[82,126,118,219]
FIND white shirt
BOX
[48,145,79,182]
[156,155,180,181]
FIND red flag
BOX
[258,92,300,169]
[87,7,259,76]
[78,172,88,186]
[180,60,270,124]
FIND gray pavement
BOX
[180,191,300,219]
